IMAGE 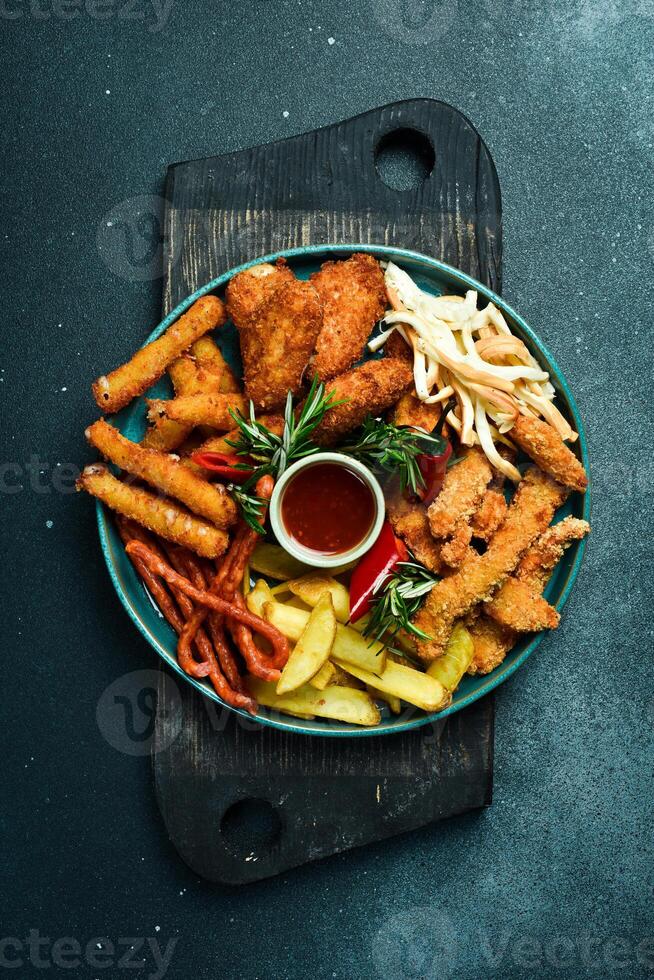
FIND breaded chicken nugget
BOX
[225,259,295,329]
[241,279,323,411]
[313,357,413,445]
[511,414,588,491]
[484,515,589,631]
[412,468,568,661]
[311,253,387,380]
[466,615,517,675]
[386,487,445,575]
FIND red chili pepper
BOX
[349,521,408,623]
[190,451,255,484]
[416,440,452,506]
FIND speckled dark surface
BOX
[2,2,653,978]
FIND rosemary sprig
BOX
[229,483,268,536]
[227,376,345,478]
[341,418,447,495]
[362,562,438,646]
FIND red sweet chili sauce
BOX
[280,462,375,555]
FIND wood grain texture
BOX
[154,99,501,884]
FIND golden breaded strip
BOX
[86,419,238,529]
[466,615,517,675]
[386,488,444,575]
[470,489,508,541]
[391,391,443,430]
[311,253,387,380]
[241,279,323,411]
[413,468,568,660]
[76,465,228,558]
[141,356,224,451]
[147,392,246,431]
[511,414,588,491]
[191,336,241,393]
[384,330,413,363]
[92,295,226,413]
[313,358,414,445]
[515,516,590,591]
[484,516,590,631]
[484,579,560,631]
[428,448,493,538]
[225,259,295,329]
[440,521,473,568]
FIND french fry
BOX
[309,660,336,690]
[426,622,475,693]
[76,465,228,558]
[277,592,337,694]
[245,579,275,617]
[286,575,350,623]
[141,356,224,451]
[147,392,246,431]
[332,657,450,713]
[366,684,401,715]
[92,295,226,413]
[191,336,241,393]
[250,543,314,581]
[86,419,238,529]
[247,678,381,727]
[263,601,386,675]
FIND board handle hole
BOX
[220,798,281,857]
[374,128,435,191]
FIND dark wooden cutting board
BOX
[153,99,501,885]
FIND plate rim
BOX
[96,243,591,737]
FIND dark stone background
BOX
[1,1,652,978]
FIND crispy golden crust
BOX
[412,468,568,660]
[440,521,473,568]
[311,253,387,380]
[384,330,413,363]
[191,336,241,393]
[76,465,228,558]
[241,279,323,411]
[390,391,442,430]
[147,392,246,430]
[86,419,238,529]
[140,356,224,451]
[466,615,517,675]
[92,295,226,414]
[484,515,590,631]
[386,486,444,574]
[511,414,588,492]
[470,488,508,541]
[428,448,493,539]
[225,259,295,330]
[313,357,414,445]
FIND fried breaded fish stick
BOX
[386,487,444,574]
[428,448,493,538]
[484,516,589,631]
[470,489,507,541]
[141,356,224,451]
[510,413,588,491]
[412,468,568,661]
[240,279,323,411]
[147,392,246,431]
[92,295,226,413]
[86,419,238,528]
[313,357,413,445]
[225,259,295,329]
[77,465,228,558]
[311,253,387,380]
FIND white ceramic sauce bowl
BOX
[268,452,385,569]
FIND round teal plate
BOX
[97,244,590,737]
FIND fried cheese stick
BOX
[92,295,226,413]
[140,355,224,451]
[77,465,229,558]
[86,419,238,528]
[412,468,568,660]
[147,392,246,430]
